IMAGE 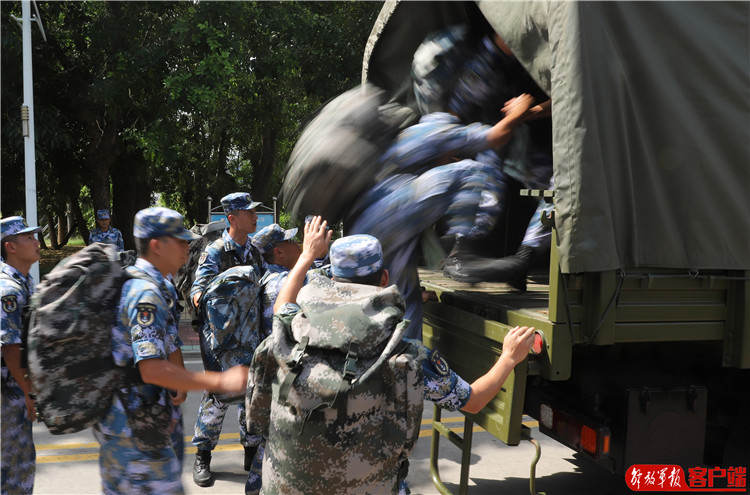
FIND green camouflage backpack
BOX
[25,242,144,434]
[247,276,425,494]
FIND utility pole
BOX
[14,1,46,280]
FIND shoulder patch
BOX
[1,294,18,313]
[429,349,450,376]
[136,341,158,358]
[135,303,157,326]
[199,252,208,265]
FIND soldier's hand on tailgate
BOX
[501,325,536,365]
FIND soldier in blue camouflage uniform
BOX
[252,224,302,340]
[246,223,332,494]
[248,218,536,494]
[1,216,42,494]
[89,209,125,251]
[93,207,248,495]
[348,93,533,339]
[190,192,267,486]
[410,27,554,290]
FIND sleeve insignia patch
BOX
[136,341,158,358]
[135,303,157,326]
[1,295,18,314]
[199,252,208,265]
[430,349,450,376]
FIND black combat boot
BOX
[193,449,213,487]
[244,445,258,472]
[442,236,485,283]
[480,244,536,291]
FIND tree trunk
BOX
[56,204,67,247]
[80,109,122,214]
[69,195,90,245]
[252,128,279,204]
[46,213,59,250]
[111,149,151,250]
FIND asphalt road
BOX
[31,352,632,495]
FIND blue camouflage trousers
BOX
[350,159,502,338]
[93,404,184,495]
[244,439,265,495]
[192,392,249,451]
[1,372,35,494]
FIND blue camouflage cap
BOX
[251,224,298,255]
[330,234,383,278]
[1,216,43,240]
[221,192,261,213]
[96,209,111,220]
[133,207,200,241]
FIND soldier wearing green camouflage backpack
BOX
[246,217,537,494]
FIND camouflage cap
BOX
[330,234,383,278]
[96,209,111,220]
[0,216,43,240]
[221,192,261,213]
[251,224,298,255]
[133,207,200,241]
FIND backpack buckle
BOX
[343,343,359,381]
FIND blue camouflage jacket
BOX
[89,227,124,251]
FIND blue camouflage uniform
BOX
[93,207,198,495]
[1,263,37,495]
[0,216,42,495]
[89,209,125,251]
[350,153,502,339]
[252,224,300,340]
[191,193,266,454]
[89,228,124,251]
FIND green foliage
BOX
[1,1,382,229]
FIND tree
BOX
[1,1,381,247]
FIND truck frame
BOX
[362,2,750,493]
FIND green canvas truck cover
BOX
[364,1,750,274]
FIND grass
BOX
[39,239,85,277]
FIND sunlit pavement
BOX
[32,344,630,495]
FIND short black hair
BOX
[332,268,384,287]
[134,237,152,257]
[1,235,18,261]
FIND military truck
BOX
[362,2,749,492]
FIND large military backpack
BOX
[280,83,417,224]
[25,243,145,434]
[172,220,226,320]
[247,277,425,494]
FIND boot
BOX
[442,236,485,283]
[193,449,214,487]
[481,244,535,291]
[244,445,258,472]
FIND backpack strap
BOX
[278,336,309,404]
[332,342,359,413]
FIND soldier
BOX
[89,209,125,251]
[0,216,42,494]
[245,223,331,494]
[252,223,302,340]
[190,192,266,486]
[347,91,533,339]
[93,207,248,494]
[248,217,536,494]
